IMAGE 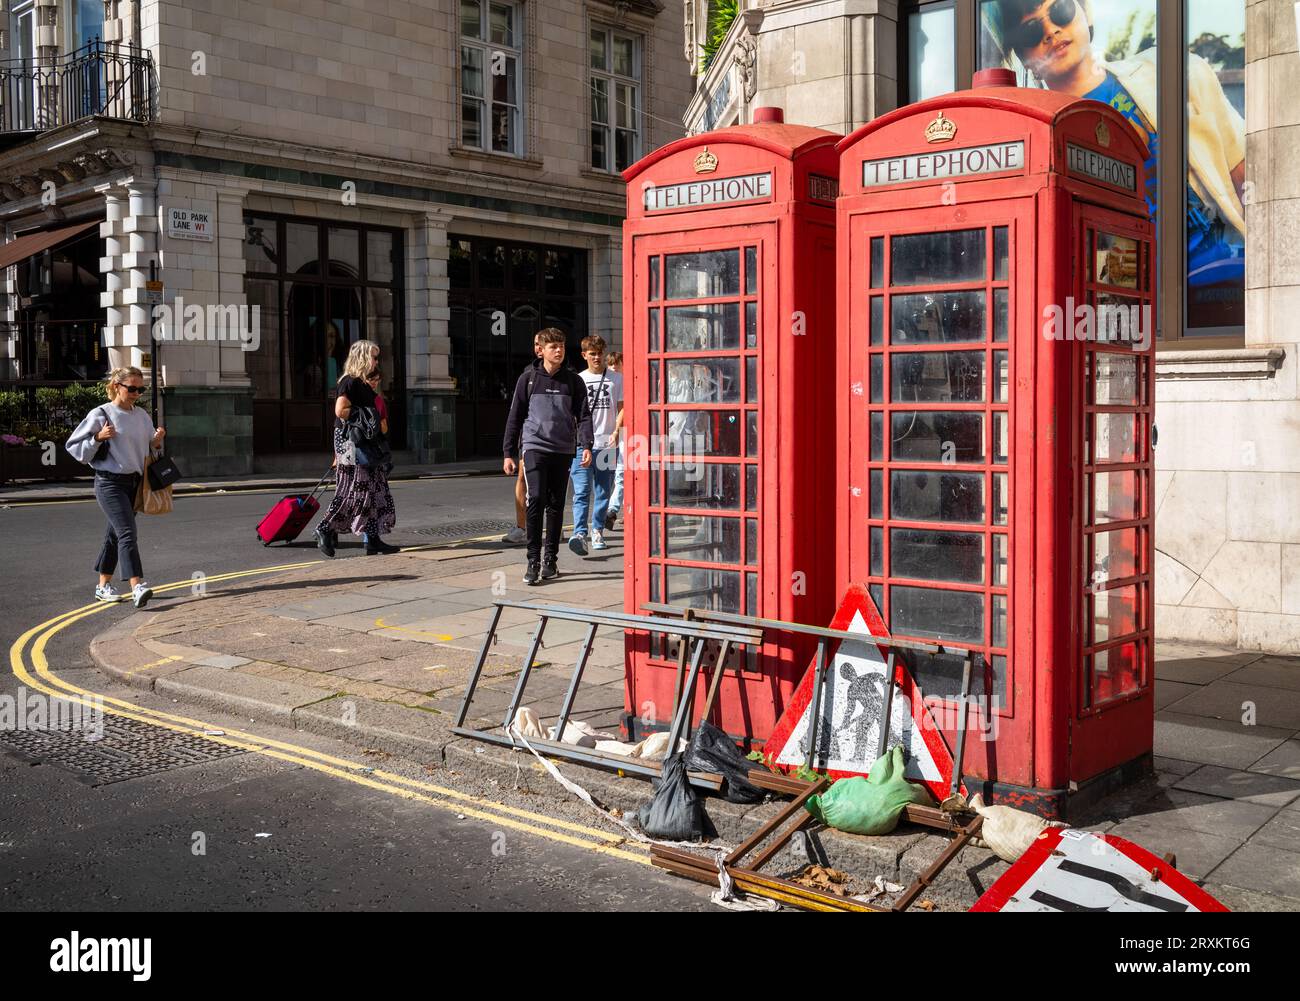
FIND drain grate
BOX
[0,715,246,786]
[413,519,516,540]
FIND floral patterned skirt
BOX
[320,427,395,536]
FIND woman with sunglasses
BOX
[65,366,166,608]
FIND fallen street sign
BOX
[764,584,961,803]
[971,827,1229,913]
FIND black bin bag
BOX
[685,720,766,804]
[636,753,705,841]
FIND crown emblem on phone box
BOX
[925,111,958,144]
[694,147,719,174]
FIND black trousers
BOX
[523,450,572,564]
[94,472,143,580]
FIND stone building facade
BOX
[680,0,1300,655]
[0,0,691,472]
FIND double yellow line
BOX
[9,561,649,865]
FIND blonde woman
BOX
[65,366,166,608]
[314,339,398,556]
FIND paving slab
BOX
[1163,680,1300,730]
[1206,843,1300,900]
[311,596,487,634]
[1154,679,1201,712]
[268,592,404,621]
[496,618,606,649]
[1221,657,1300,693]
[1110,787,1277,841]
[1199,882,1298,912]
[154,666,332,721]
[1155,656,1256,686]
[1247,739,1300,780]
[1105,818,1243,880]
[1153,755,1203,776]
[1246,805,1300,853]
[357,579,477,601]
[194,654,252,670]
[1154,711,1291,769]
[1173,765,1300,807]
[530,637,626,671]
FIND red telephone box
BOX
[836,73,1155,817]
[621,109,841,744]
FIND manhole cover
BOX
[0,715,246,786]
[414,519,516,540]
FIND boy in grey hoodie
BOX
[502,328,593,583]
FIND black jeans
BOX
[94,472,143,580]
[523,450,572,564]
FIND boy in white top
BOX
[568,334,623,555]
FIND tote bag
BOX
[135,454,174,515]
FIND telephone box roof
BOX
[837,86,1140,153]
[623,122,840,184]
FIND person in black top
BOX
[314,339,398,557]
[502,328,593,584]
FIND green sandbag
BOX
[805,746,931,836]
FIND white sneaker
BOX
[503,526,527,545]
[95,584,125,603]
[132,582,154,609]
[568,534,588,556]
[591,530,607,551]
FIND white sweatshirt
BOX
[65,402,155,475]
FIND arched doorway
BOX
[245,215,403,454]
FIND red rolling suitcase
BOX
[256,469,333,546]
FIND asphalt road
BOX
[0,478,711,912]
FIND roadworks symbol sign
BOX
[971,827,1229,913]
[764,584,959,803]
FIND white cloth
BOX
[65,402,155,475]
[580,368,622,444]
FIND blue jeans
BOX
[608,445,625,513]
[93,472,144,580]
[571,446,615,537]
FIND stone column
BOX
[33,0,60,130]
[406,210,458,463]
[99,177,159,373]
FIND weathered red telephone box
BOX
[836,71,1156,816]
[621,109,841,744]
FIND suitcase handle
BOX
[304,465,336,505]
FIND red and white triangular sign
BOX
[971,827,1229,913]
[764,585,961,803]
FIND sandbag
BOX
[636,753,705,841]
[804,746,930,836]
[969,793,1067,862]
[684,721,765,804]
[635,730,684,760]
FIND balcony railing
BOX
[0,40,156,135]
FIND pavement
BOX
[0,457,502,504]
[85,527,1300,912]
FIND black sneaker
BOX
[315,525,336,558]
[540,560,559,581]
[604,509,619,531]
[523,562,541,585]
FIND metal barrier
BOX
[452,600,762,790]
